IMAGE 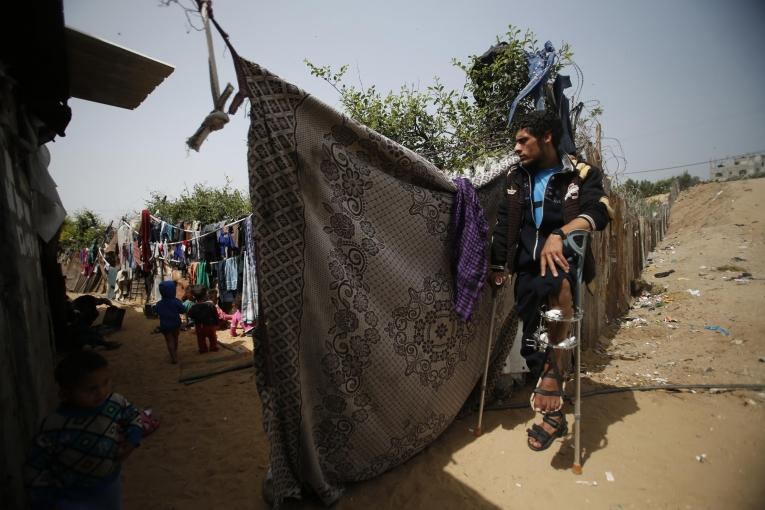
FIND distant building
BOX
[710,152,765,180]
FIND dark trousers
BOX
[514,257,578,376]
[194,324,218,353]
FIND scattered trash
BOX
[630,279,663,297]
[710,190,723,201]
[709,388,732,394]
[722,272,753,283]
[655,270,675,278]
[687,289,701,297]
[744,399,757,407]
[663,317,678,323]
[716,264,747,272]
[622,317,648,328]
[695,453,707,463]
[544,309,563,321]
[618,352,641,361]
[704,367,714,373]
[734,223,746,227]
[704,325,730,336]
[633,291,665,310]
[759,357,765,363]
[605,471,615,482]
[575,480,598,486]
[731,339,743,345]
[731,256,747,262]
[515,483,522,488]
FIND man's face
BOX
[514,128,548,168]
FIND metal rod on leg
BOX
[475,287,498,437]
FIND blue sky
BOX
[54,0,765,221]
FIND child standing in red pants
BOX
[186,286,219,353]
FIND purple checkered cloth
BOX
[450,177,489,321]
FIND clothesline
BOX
[149,213,252,234]
[165,215,249,246]
[120,215,251,246]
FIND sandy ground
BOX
[96,179,765,509]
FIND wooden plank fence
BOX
[580,179,680,348]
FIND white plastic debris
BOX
[575,480,598,486]
[687,289,701,297]
[695,453,707,463]
[605,471,615,482]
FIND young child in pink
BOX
[229,299,244,336]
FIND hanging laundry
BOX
[196,260,210,288]
[224,256,238,290]
[140,209,151,273]
[216,260,226,291]
[240,254,258,326]
[506,40,557,125]
[218,227,235,258]
[106,265,118,300]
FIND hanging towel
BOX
[450,177,489,321]
[225,256,238,291]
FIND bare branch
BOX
[158,0,204,32]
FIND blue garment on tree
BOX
[552,74,577,155]
[507,41,556,126]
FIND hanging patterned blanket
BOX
[231,54,519,506]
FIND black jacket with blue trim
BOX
[489,154,613,283]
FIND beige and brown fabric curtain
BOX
[234,55,518,506]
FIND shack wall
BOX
[0,75,57,509]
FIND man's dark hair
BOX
[516,110,562,147]
[54,350,108,389]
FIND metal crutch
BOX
[474,284,499,437]
[565,230,589,474]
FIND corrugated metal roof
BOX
[66,27,174,110]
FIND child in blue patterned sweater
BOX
[25,351,143,510]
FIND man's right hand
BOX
[488,270,507,288]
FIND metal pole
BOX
[474,286,498,437]
[572,233,588,474]
[200,1,221,104]
[573,313,583,474]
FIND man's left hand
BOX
[539,233,569,277]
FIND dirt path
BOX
[104,179,765,509]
